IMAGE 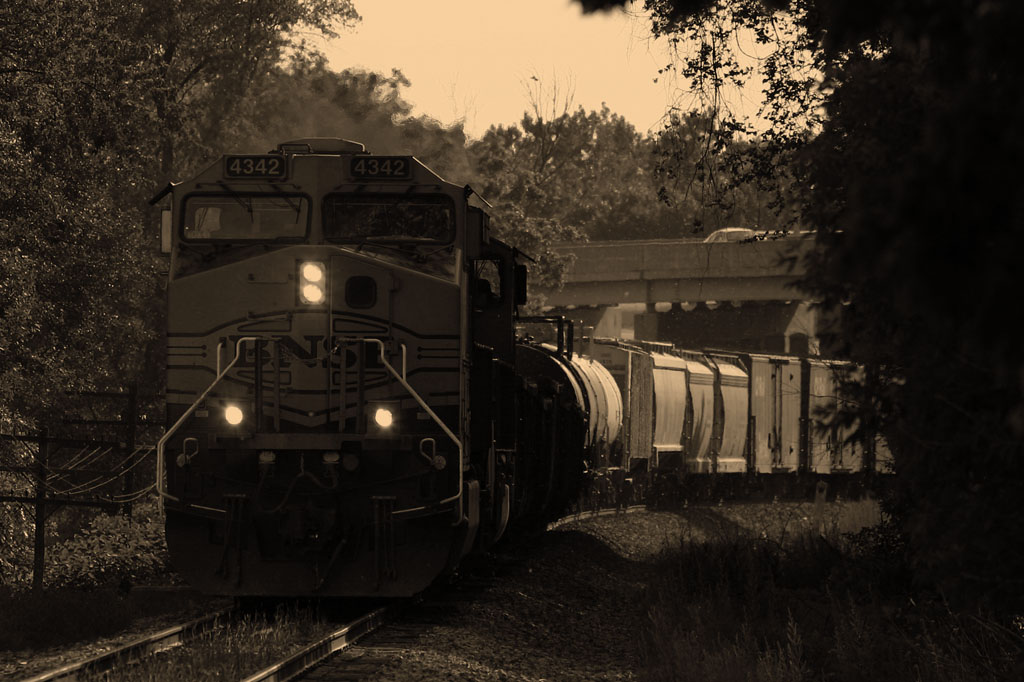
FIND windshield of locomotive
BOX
[182,194,308,241]
[323,194,454,244]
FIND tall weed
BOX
[641,508,1023,682]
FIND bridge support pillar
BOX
[550,305,624,339]
[635,300,819,355]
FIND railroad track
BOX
[240,606,391,682]
[253,510,635,681]
[23,607,235,682]
[23,509,646,682]
[21,602,394,682]
[547,503,648,530]
[255,583,510,681]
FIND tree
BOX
[0,1,158,416]
[468,99,684,299]
[1,0,362,410]
[652,110,802,234]
[221,56,476,182]
[133,0,360,180]
[580,0,1024,614]
[0,0,360,586]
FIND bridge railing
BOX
[543,238,813,306]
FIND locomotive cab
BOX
[154,138,524,596]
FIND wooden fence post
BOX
[32,429,48,592]
[122,383,138,517]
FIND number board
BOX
[350,156,412,180]
[224,155,287,180]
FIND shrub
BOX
[641,521,1023,682]
[44,497,172,589]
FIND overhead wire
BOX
[6,439,110,493]
[0,446,69,494]
[58,444,111,471]
[42,446,116,494]
[50,446,154,495]
[22,445,154,496]
[111,482,157,503]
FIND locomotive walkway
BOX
[541,236,813,307]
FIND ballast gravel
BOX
[362,509,700,682]
[355,501,881,681]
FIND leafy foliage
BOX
[48,499,171,589]
[580,0,1024,614]
[135,0,361,178]
[643,524,1023,682]
[0,0,358,588]
[0,1,158,418]
[1,499,171,591]
[468,104,661,303]
[222,56,476,182]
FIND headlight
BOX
[374,407,394,429]
[300,283,325,304]
[224,404,244,425]
[299,261,327,304]
[301,262,324,283]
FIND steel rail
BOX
[240,606,390,682]
[546,504,648,530]
[23,607,234,682]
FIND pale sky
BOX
[321,0,682,139]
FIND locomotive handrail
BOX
[156,336,260,504]
[349,337,464,521]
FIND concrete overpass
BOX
[535,237,822,355]
[542,237,814,308]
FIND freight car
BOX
[153,139,586,597]
[573,337,892,502]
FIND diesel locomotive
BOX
[154,138,582,597]
[153,138,888,598]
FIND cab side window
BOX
[472,259,502,308]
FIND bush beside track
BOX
[0,498,176,592]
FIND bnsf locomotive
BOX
[154,138,888,598]
[155,138,583,596]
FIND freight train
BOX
[153,138,887,598]
[536,335,891,507]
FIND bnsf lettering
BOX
[224,335,385,369]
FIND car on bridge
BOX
[702,227,757,243]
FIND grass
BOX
[80,602,330,682]
[0,588,215,651]
[640,505,1024,682]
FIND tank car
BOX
[153,138,574,597]
[516,322,625,511]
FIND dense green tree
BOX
[471,105,671,242]
[0,0,361,413]
[580,0,1024,614]
[134,0,360,179]
[468,98,791,261]
[0,0,359,587]
[0,1,157,416]
[652,111,801,234]
[221,56,476,182]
